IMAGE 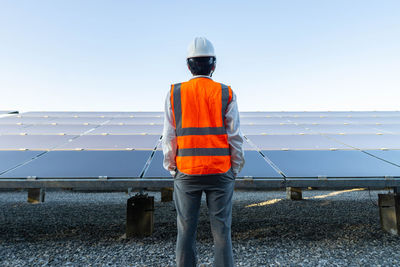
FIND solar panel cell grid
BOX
[0,125,31,134]
[108,117,164,124]
[364,150,400,166]
[263,150,400,177]
[39,117,111,124]
[286,117,352,124]
[21,111,165,117]
[236,151,282,177]
[348,117,400,124]
[241,111,400,117]
[373,124,400,134]
[9,125,95,135]
[326,134,400,150]
[297,124,384,134]
[240,117,292,124]
[123,112,164,117]
[55,134,161,150]
[0,117,58,124]
[0,151,44,174]
[246,134,350,150]
[89,124,163,135]
[0,135,76,150]
[0,150,151,178]
[241,124,312,135]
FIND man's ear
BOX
[210,64,216,77]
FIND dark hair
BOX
[187,56,216,76]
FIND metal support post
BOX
[286,187,302,200]
[27,188,45,204]
[378,193,400,235]
[161,187,173,202]
[126,194,154,237]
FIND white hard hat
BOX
[187,37,216,58]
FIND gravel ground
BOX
[1,188,399,266]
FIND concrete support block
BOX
[27,188,45,204]
[161,187,173,202]
[378,193,400,235]
[286,187,302,200]
[126,194,154,237]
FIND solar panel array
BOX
[0,111,400,185]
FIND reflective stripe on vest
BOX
[177,147,230,157]
[171,78,232,175]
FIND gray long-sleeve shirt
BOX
[162,75,245,176]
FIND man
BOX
[162,37,245,267]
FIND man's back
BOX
[170,77,233,175]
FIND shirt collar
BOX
[190,75,213,81]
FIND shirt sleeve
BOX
[162,89,177,176]
[224,90,245,176]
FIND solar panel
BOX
[369,124,400,134]
[21,111,165,117]
[0,116,58,124]
[123,112,164,117]
[0,135,75,150]
[37,117,111,124]
[17,111,400,118]
[142,151,171,178]
[7,124,95,135]
[0,111,399,188]
[347,117,400,124]
[239,112,274,117]
[241,112,344,117]
[240,116,363,125]
[245,134,350,150]
[241,111,400,117]
[263,150,400,177]
[108,117,164,124]
[240,112,343,117]
[364,150,400,167]
[0,150,150,178]
[240,117,292,124]
[285,117,352,124]
[241,124,311,135]
[0,125,31,134]
[20,111,104,117]
[55,134,160,150]
[0,151,43,174]
[297,124,383,134]
[237,151,282,177]
[143,150,282,178]
[335,111,400,117]
[326,134,400,150]
[89,124,163,135]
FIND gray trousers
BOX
[173,169,235,267]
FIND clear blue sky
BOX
[1,0,399,112]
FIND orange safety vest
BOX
[171,77,233,175]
